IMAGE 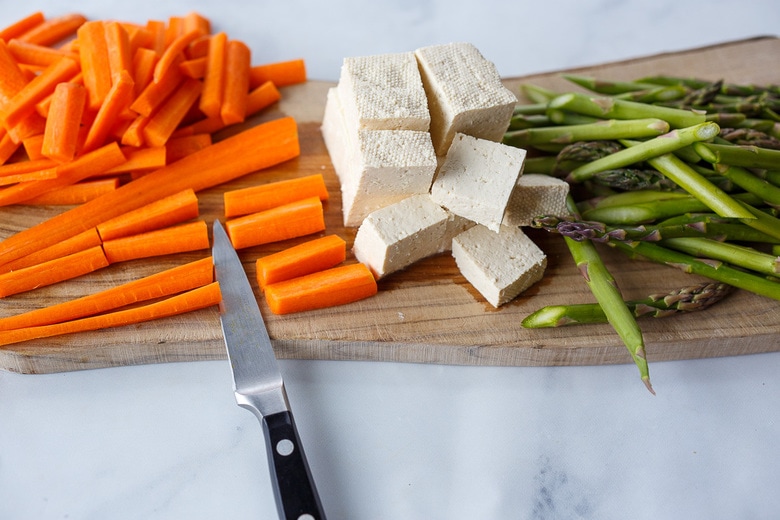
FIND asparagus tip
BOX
[643,376,656,395]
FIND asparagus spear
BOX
[522,282,733,328]
[695,141,780,170]
[661,237,780,276]
[503,118,669,148]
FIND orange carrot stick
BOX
[249,58,307,89]
[6,39,80,68]
[102,145,166,175]
[183,12,211,37]
[199,32,226,119]
[0,166,58,186]
[0,157,56,177]
[185,35,210,59]
[96,188,199,240]
[0,130,19,165]
[130,56,184,117]
[0,245,108,298]
[0,228,101,274]
[41,82,87,162]
[0,256,214,331]
[170,115,224,139]
[7,111,47,144]
[102,219,210,264]
[142,77,202,147]
[77,20,113,111]
[245,80,281,118]
[220,39,251,125]
[120,114,149,147]
[22,177,119,205]
[0,40,29,104]
[0,12,45,42]
[17,13,86,47]
[153,28,201,83]
[257,234,346,289]
[178,56,206,79]
[131,47,159,97]
[0,115,299,264]
[164,16,184,45]
[224,173,329,218]
[145,19,166,55]
[264,263,377,315]
[0,281,222,347]
[104,21,132,83]
[225,196,325,250]
[165,133,211,162]
[22,133,45,160]
[81,69,135,153]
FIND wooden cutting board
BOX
[1,37,779,374]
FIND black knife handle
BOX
[262,410,326,520]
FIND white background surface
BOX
[1,1,779,519]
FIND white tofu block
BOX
[321,87,354,186]
[338,51,430,131]
[353,194,450,279]
[452,224,547,308]
[503,174,571,228]
[414,42,517,155]
[430,133,526,232]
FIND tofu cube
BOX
[414,42,517,155]
[503,174,571,228]
[452,224,547,307]
[430,133,526,232]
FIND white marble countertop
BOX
[1,1,779,519]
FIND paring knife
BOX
[212,220,326,520]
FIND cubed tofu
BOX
[353,194,451,279]
[503,174,571,228]
[337,51,430,131]
[414,42,517,155]
[452,224,547,308]
[321,87,354,186]
[430,133,526,232]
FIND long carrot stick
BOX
[129,56,184,117]
[102,145,166,175]
[245,80,281,117]
[102,220,210,264]
[182,12,211,37]
[17,13,86,47]
[0,115,299,264]
[199,32,226,119]
[0,40,29,104]
[249,58,307,89]
[0,281,222,347]
[220,39,251,125]
[0,166,58,186]
[264,263,377,315]
[153,28,201,83]
[131,47,158,97]
[0,245,108,298]
[0,256,214,331]
[81,69,135,153]
[179,56,206,79]
[165,133,211,162]
[257,234,346,289]
[104,21,132,83]
[224,173,329,217]
[0,130,19,165]
[6,39,79,69]
[0,228,101,274]
[96,188,199,240]
[0,12,45,42]
[41,82,86,162]
[0,157,56,177]
[141,77,202,147]
[225,196,325,249]
[22,177,119,205]
[77,20,113,111]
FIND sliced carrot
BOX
[41,82,86,162]
[102,220,210,263]
[145,19,166,55]
[0,130,19,164]
[77,20,113,111]
[199,32,226,119]
[104,21,132,83]
[7,111,47,144]
[103,145,166,175]
[0,256,214,330]
[185,35,210,59]
[23,177,119,205]
[257,234,346,289]
[120,114,150,147]
[165,133,211,162]
[0,115,299,265]
[220,39,251,125]
[97,188,199,240]
[249,58,306,89]
[0,40,29,103]
[17,13,86,47]
[153,28,201,83]
[6,39,79,68]
[0,141,126,206]
[131,47,159,97]
[0,245,108,298]
[170,115,224,138]
[183,12,211,37]
[0,12,45,42]
[21,133,45,160]
[178,56,207,79]
[246,80,281,117]
[264,263,377,315]
[225,196,325,250]
[130,56,184,117]
[0,281,222,347]
[164,16,184,45]
[142,77,202,147]
[224,173,329,217]
[0,157,55,177]
[81,69,135,153]
[0,228,101,274]
[0,165,58,186]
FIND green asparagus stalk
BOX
[660,236,780,276]
[694,141,780,170]
[520,84,560,103]
[522,282,732,328]
[563,74,665,94]
[503,118,669,148]
[546,110,600,125]
[710,164,780,206]
[589,168,679,191]
[567,122,720,182]
[613,86,689,103]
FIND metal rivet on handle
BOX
[275,438,294,456]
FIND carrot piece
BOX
[0,166,58,186]
[170,115,224,139]
[102,220,210,264]
[257,235,346,289]
[0,281,222,347]
[249,58,306,89]
[81,69,135,153]
[178,56,207,79]
[0,245,108,298]
[21,133,45,160]
[0,130,19,164]
[131,47,159,97]
[0,157,55,177]
[0,40,29,103]
[225,196,325,250]
[0,12,45,42]
[103,145,166,175]
[165,133,211,162]
[246,80,281,118]
[0,256,214,330]
[8,112,46,144]
[130,57,184,117]
[185,35,210,59]
[224,173,329,218]
[153,28,201,83]
[0,115,299,264]
[120,114,149,147]
[183,12,211,37]
[145,20,166,55]
[0,228,101,274]
[6,39,79,68]
[164,16,184,45]
[220,39,251,125]
[104,21,132,83]
[17,13,86,47]
[96,188,198,240]
[41,82,87,162]
[0,141,126,206]
[199,32,226,119]
[264,263,377,315]
[22,177,119,205]
[142,77,202,147]
[77,21,113,111]
[1,56,80,130]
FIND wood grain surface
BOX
[1,37,778,374]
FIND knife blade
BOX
[212,220,326,520]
